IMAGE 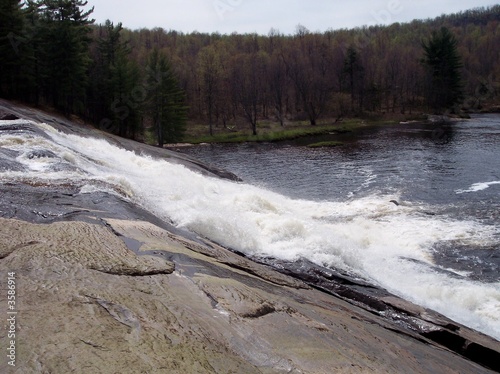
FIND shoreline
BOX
[175,112,484,147]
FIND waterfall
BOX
[1,118,499,341]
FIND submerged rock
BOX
[26,149,58,159]
[0,112,19,120]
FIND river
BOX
[176,114,500,339]
[0,114,499,342]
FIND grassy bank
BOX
[181,116,409,145]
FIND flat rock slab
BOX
[0,217,496,373]
[0,218,175,277]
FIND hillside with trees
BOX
[1,1,499,143]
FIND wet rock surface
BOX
[257,257,500,371]
[0,110,19,120]
[0,100,499,373]
[1,196,498,373]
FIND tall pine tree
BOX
[0,0,25,97]
[146,49,187,146]
[88,20,142,138]
[343,45,364,113]
[34,0,94,114]
[422,27,464,112]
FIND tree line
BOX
[0,0,186,145]
[1,1,499,143]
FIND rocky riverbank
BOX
[0,101,499,373]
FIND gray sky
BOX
[84,0,497,34]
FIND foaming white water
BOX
[2,121,500,341]
[456,181,500,194]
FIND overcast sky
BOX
[84,0,497,34]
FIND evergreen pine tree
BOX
[421,27,464,112]
[109,52,142,138]
[89,20,142,139]
[35,0,94,114]
[0,0,25,97]
[21,1,42,104]
[146,49,187,146]
[342,45,364,113]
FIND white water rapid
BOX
[1,119,499,341]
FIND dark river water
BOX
[178,115,500,211]
[177,114,500,283]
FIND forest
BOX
[1,0,499,144]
